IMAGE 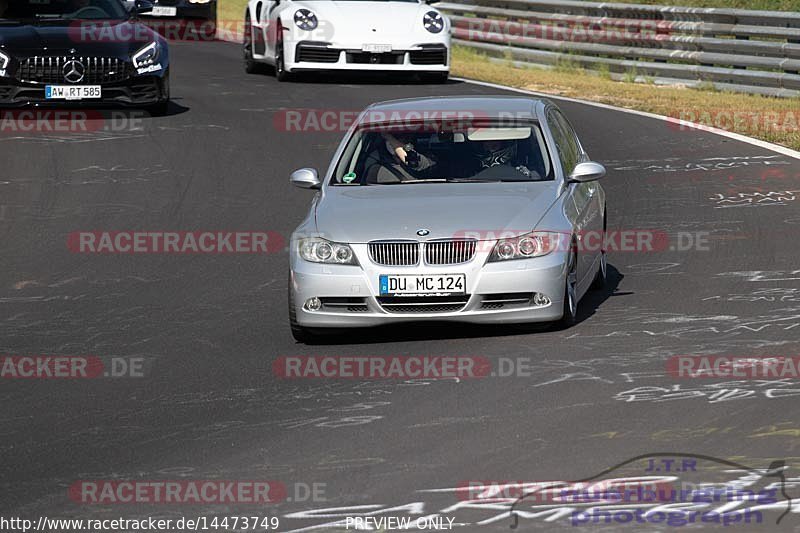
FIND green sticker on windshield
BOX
[343,172,357,183]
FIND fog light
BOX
[305,297,322,311]
[532,293,551,306]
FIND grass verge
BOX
[218,0,246,28]
[451,46,800,151]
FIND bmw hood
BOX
[293,1,441,41]
[314,183,559,243]
[0,21,160,57]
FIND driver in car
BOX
[474,138,533,178]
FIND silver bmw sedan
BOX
[288,96,607,342]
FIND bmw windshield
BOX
[0,0,129,22]
[332,119,554,185]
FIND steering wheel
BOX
[473,164,541,181]
[71,6,109,18]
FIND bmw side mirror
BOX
[568,161,605,183]
[134,0,154,15]
[290,168,321,189]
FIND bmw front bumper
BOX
[290,244,568,328]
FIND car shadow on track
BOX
[152,100,191,118]
[0,102,190,120]
[301,265,626,345]
[286,72,464,86]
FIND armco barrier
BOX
[439,0,800,97]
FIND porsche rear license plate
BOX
[379,274,466,296]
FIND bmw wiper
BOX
[449,177,537,183]
[446,177,501,182]
[392,179,447,184]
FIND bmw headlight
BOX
[299,238,358,265]
[0,50,10,74]
[489,232,560,262]
[294,9,318,31]
[423,11,444,33]
[132,41,159,68]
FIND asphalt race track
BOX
[2,40,800,531]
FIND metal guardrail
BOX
[439,0,800,97]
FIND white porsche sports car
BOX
[243,0,450,81]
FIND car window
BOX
[548,109,580,177]
[330,120,553,185]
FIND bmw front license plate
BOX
[380,274,466,296]
[362,44,392,53]
[45,86,102,100]
[150,6,177,16]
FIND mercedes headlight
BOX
[423,11,444,33]
[299,238,358,265]
[132,41,159,68]
[0,50,10,74]
[489,232,560,262]
[294,9,318,31]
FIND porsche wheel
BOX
[275,25,291,82]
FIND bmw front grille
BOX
[368,240,477,266]
[425,240,476,265]
[17,56,131,84]
[368,241,419,266]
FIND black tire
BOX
[555,240,578,329]
[288,276,316,343]
[590,211,608,290]
[243,14,263,74]
[146,71,170,116]
[274,25,291,82]
[590,250,607,290]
